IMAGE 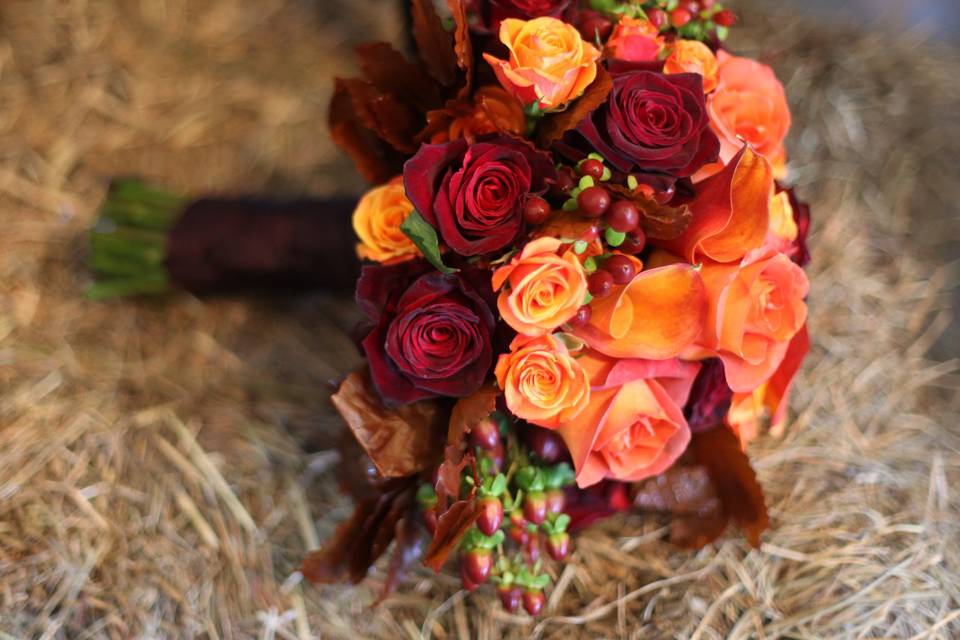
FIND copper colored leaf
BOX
[609,183,693,240]
[411,0,457,87]
[447,383,498,445]
[423,498,480,572]
[448,0,473,97]
[331,368,446,478]
[329,79,404,183]
[376,512,428,603]
[357,42,441,112]
[537,65,612,149]
[435,444,472,507]
[341,78,420,154]
[686,425,769,547]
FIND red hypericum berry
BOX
[523,196,551,226]
[681,1,700,14]
[460,561,480,591]
[470,416,500,450]
[509,525,529,545]
[488,441,505,474]
[463,548,493,585]
[701,0,717,9]
[422,508,437,534]
[619,229,647,255]
[603,254,637,285]
[569,305,592,328]
[577,186,611,218]
[713,9,736,27]
[578,158,604,180]
[498,585,523,613]
[654,183,676,205]
[545,488,566,515]
[525,534,541,564]
[605,200,640,233]
[523,589,546,616]
[524,492,548,525]
[647,8,667,30]
[549,168,577,198]
[546,532,571,561]
[477,496,504,536]
[670,7,692,28]
[588,269,614,299]
[578,11,612,42]
[525,426,566,463]
[580,222,601,242]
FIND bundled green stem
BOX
[87,179,186,300]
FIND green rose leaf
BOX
[400,209,458,274]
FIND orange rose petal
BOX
[574,263,707,359]
[557,387,618,477]
[766,323,809,427]
[661,145,773,263]
[719,338,789,393]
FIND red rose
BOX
[570,70,719,178]
[473,0,573,31]
[404,135,558,256]
[357,261,496,405]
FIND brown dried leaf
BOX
[376,512,428,603]
[423,497,479,572]
[341,78,420,154]
[357,42,442,112]
[609,183,693,240]
[537,65,612,149]
[411,0,457,87]
[329,79,404,183]
[331,368,446,478]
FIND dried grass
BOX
[1,1,958,638]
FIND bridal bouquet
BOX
[299,0,811,616]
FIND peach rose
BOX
[483,17,601,110]
[727,324,809,447]
[695,247,809,392]
[605,16,663,63]
[492,237,588,336]
[708,51,791,178]
[573,263,707,359]
[764,189,798,253]
[664,40,719,93]
[557,352,700,487]
[428,86,526,144]
[495,334,590,429]
[352,177,419,263]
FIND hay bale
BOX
[0,1,957,638]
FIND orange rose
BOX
[664,39,719,93]
[428,86,526,144]
[573,263,707,359]
[764,189,798,253]
[352,177,419,263]
[495,334,590,429]
[492,237,588,336]
[483,17,601,110]
[695,247,809,392]
[605,16,663,63]
[727,324,809,447]
[557,352,700,487]
[707,51,791,178]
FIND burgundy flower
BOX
[784,186,811,267]
[472,0,573,31]
[404,135,558,256]
[569,70,719,178]
[683,358,733,432]
[357,261,496,405]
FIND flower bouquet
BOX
[88,0,811,617]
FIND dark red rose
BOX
[404,135,558,256]
[357,261,496,405]
[683,358,733,432]
[472,0,573,32]
[569,70,719,178]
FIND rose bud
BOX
[462,548,494,585]
[524,492,548,525]
[546,531,571,561]
[470,417,501,450]
[460,561,481,592]
[523,589,546,616]
[477,496,505,536]
[498,585,523,613]
[545,488,566,515]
